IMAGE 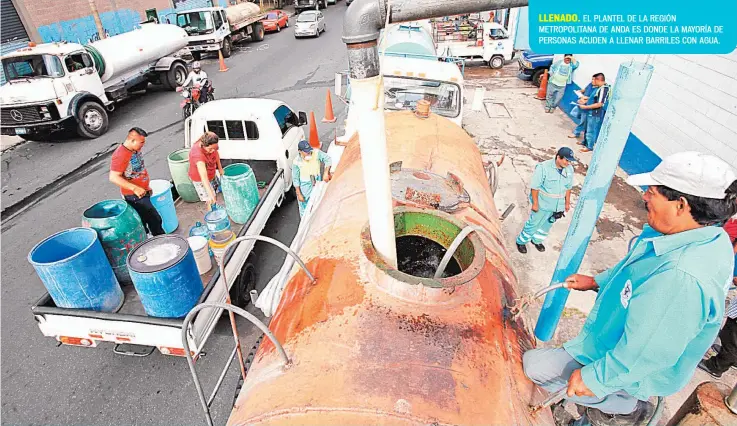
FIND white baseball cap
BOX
[627,151,736,199]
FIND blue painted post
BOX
[534,61,655,342]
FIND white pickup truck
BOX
[31,98,307,359]
[0,23,189,141]
[174,3,268,61]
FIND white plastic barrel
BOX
[187,236,212,276]
[89,24,188,84]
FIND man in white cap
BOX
[523,151,737,426]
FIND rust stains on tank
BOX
[261,257,365,355]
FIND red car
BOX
[262,10,289,32]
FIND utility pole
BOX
[88,0,106,40]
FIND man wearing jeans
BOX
[579,73,610,153]
[545,54,579,113]
[109,127,165,236]
[523,152,737,425]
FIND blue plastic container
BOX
[150,180,179,233]
[28,227,124,312]
[204,208,231,233]
[126,235,203,318]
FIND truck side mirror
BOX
[298,111,308,126]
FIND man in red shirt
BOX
[188,131,224,209]
[109,127,165,236]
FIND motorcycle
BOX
[177,80,215,119]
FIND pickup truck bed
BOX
[31,160,286,357]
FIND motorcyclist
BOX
[182,61,212,103]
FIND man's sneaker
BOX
[517,243,528,254]
[584,400,655,426]
[698,359,723,378]
[551,401,575,426]
[533,243,546,252]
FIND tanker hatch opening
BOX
[361,208,484,289]
[396,235,462,278]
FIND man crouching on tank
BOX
[523,152,737,426]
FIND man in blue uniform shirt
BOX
[516,147,576,254]
[523,151,737,425]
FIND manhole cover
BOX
[483,101,511,118]
[390,163,470,212]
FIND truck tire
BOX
[251,22,265,42]
[163,62,187,90]
[222,38,232,58]
[76,101,109,139]
[489,55,504,69]
[532,68,546,87]
[191,51,202,61]
[230,263,257,308]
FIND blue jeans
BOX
[585,113,604,150]
[523,348,639,416]
[573,113,587,137]
[546,83,566,111]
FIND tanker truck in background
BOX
[0,23,189,140]
[175,3,268,61]
[335,22,465,130]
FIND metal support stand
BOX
[181,302,290,426]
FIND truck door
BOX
[64,52,105,99]
[482,23,513,61]
[213,10,229,40]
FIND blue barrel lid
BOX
[127,235,190,274]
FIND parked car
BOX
[262,10,289,32]
[294,0,326,13]
[517,50,553,87]
[294,10,326,38]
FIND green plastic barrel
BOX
[221,163,260,224]
[82,200,146,284]
[168,149,200,203]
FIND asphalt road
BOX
[1,4,348,425]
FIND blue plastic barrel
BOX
[28,227,124,312]
[150,180,179,233]
[127,235,203,318]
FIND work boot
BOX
[551,401,575,426]
[533,243,546,252]
[517,243,528,254]
[698,358,724,378]
[584,400,655,426]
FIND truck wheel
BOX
[163,62,187,90]
[230,263,257,308]
[222,38,232,58]
[489,55,504,69]
[76,102,109,139]
[251,22,265,42]
[532,69,545,87]
[191,52,201,61]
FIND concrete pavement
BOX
[463,65,737,424]
[0,4,348,425]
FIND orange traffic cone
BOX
[322,89,337,123]
[309,112,320,148]
[535,70,548,100]
[218,49,229,72]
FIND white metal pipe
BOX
[350,75,398,268]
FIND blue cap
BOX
[558,147,577,162]
[298,140,313,153]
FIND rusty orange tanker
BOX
[226,111,553,425]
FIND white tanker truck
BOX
[0,23,189,140]
[174,3,268,61]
